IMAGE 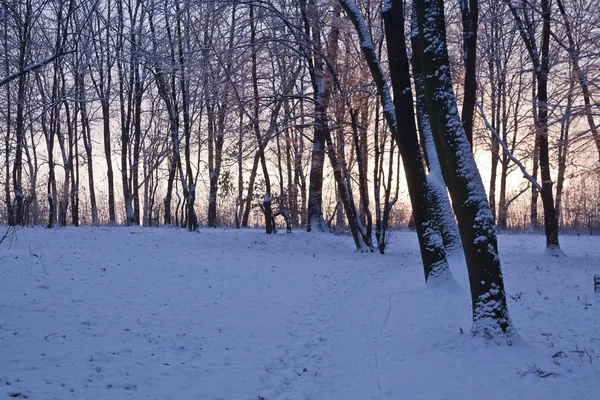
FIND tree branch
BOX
[476,100,542,192]
[0,50,75,87]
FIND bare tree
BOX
[503,0,561,252]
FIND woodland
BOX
[2,2,600,398]
[2,0,600,340]
[1,0,599,234]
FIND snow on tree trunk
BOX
[410,7,461,254]
[415,0,514,339]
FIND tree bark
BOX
[460,0,478,146]
[415,0,513,338]
[381,0,449,276]
[410,7,461,253]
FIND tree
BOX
[339,0,451,275]
[89,0,117,224]
[302,0,331,232]
[415,0,513,338]
[556,0,600,162]
[503,0,561,252]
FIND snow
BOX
[1,227,599,399]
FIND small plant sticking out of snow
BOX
[551,345,594,366]
[516,364,557,378]
[570,345,594,364]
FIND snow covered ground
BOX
[1,226,599,400]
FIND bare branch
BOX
[476,101,542,192]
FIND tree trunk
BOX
[410,7,461,253]
[78,72,99,225]
[460,0,478,146]
[350,108,372,242]
[301,0,330,232]
[307,109,326,232]
[3,17,14,226]
[70,108,79,227]
[132,70,143,226]
[13,22,28,226]
[250,2,272,234]
[536,0,559,249]
[381,0,449,275]
[415,0,513,338]
[101,101,116,224]
[241,151,260,227]
[556,78,574,225]
[117,0,135,225]
[235,111,244,229]
[503,0,559,250]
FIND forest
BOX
[1,0,600,398]
[1,0,599,236]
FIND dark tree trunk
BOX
[235,111,244,229]
[101,101,116,224]
[285,126,297,228]
[381,0,449,277]
[536,0,559,249]
[410,7,461,253]
[132,71,143,226]
[70,108,79,227]
[78,72,99,225]
[415,0,513,338]
[300,0,330,233]
[13,25,28,226]
[460,0,478,146]
[3,1,14,226]
[174,1,197,231]
[241,152,260,227]
[117,0,135,225]
[250,2,272,234]
[350,108,372,244]
[89,0,116,224]
[306,108,326,232]
[487,43,499,222]
[555,78,574,225]
[164,156,177,225]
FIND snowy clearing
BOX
[1,227,599,399]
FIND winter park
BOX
[2,0,600,398]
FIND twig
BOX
[516,363,557,378]
[0,226,16,246]
[29,246,39,258]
